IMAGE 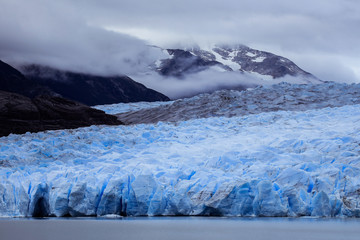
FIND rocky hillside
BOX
[0,60,53,97]
[0,91,122,137]
[0,60,123,136]
[20,64,170,106]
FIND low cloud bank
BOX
[0,1,164,76]
[132,69,316,99]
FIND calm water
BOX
[1,217,359,240]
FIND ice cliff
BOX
[1,82,360,217]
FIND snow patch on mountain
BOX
[154,60,162,69]
[252,56,266,63]
[246,52,257,57]
[198,47,240,71]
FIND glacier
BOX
[1,83,360,218]
[109,82,360,125]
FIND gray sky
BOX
[1,0,360,83]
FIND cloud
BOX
[84,0,360,82]
[131,69,316,99]
[130,70,252,99]
[283,53,360,83]
[0,0,359,85]
[0,0,164,76]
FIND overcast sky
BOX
[1,0,359,84]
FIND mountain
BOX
[153,44,322,82]
[20,65,170,106]
[0,60,53,97]
[0,60,123,136]
[1,60,170,106]
[156,49,222,77]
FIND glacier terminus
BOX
[1,82,360,218]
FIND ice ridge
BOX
[111,82,360,124]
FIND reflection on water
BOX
[1,217,360,240]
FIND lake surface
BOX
[0,217,359,240]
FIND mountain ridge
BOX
[153,44,321,82]
[20,64,170,106]
[114,82,359,125]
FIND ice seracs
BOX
[1,82,360,218]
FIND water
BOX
[0,217,359,240]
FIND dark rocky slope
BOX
[0,60,123,137]
[0,90,122,137]
[20,65,170,105]
[0,60,54,97]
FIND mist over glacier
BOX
[0,1,166,77]
[131,69,320,99]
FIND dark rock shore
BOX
[0,90,122,137]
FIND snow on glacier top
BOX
[94,100,173,115]
[111,82,360,125]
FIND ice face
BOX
[1,86,360,217]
